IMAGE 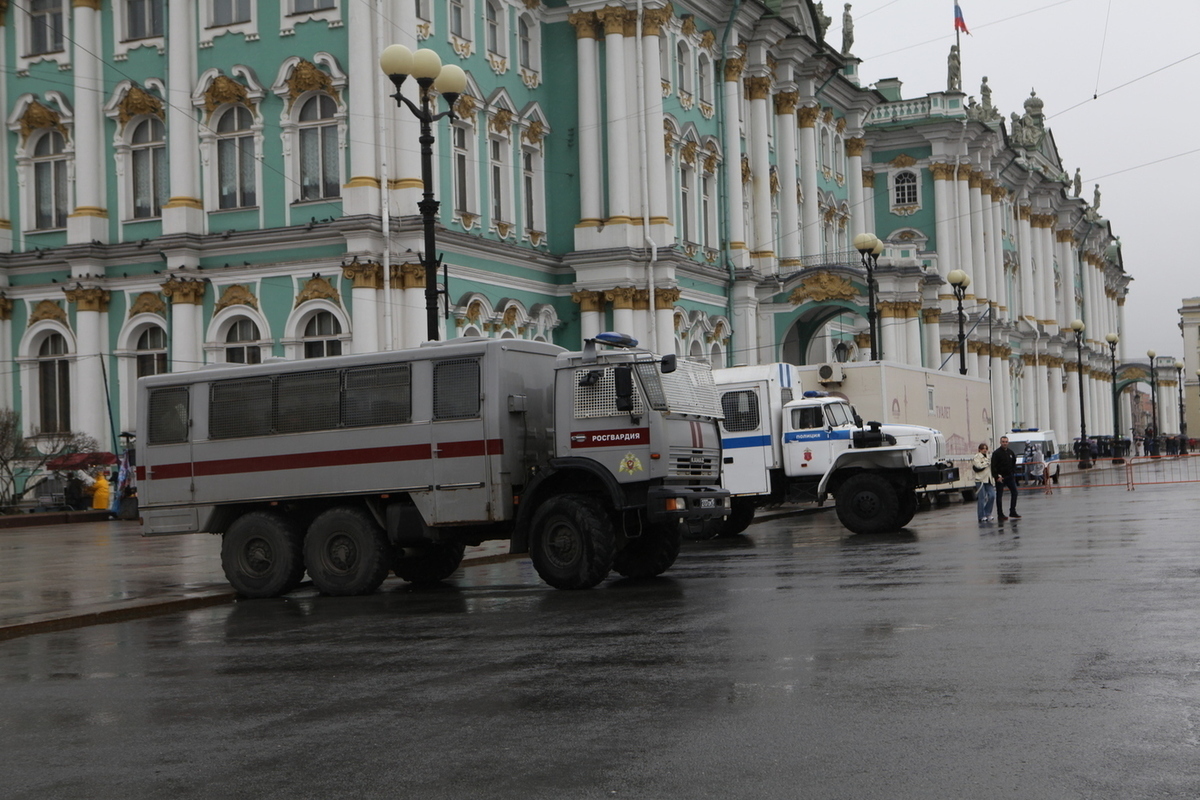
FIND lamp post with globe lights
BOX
[853,233,884,360]
[947,270,971,376]
[1105,333,1122,462]
[1071,319,1091,468]
[378,44,468,342]
[1175,360,1187,453]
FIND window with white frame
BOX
[450,0,467,38]
[29,0,65,56]
[518,16,532,69]
[126,0,164,40]
[32,130,69,230]
[489,136,510,224]
[38,333,71,433]
[701,172,715,248]
[303,311,342,358]
[136,326,168,377]
[893,170,918,206]
[819,128,831,171]
[212,0,251,26]
[225,318,262,363]
[485,0,504,56]
[521,145,544,234]
[297,94,340,202]
[130,118,167,219]
[676,42,691,95]
[416,0,431,22]
[698,54,712,105]
[680,162,693,243]
[292,0,335,12]
[452,122,474,215]
[216,105,257,209]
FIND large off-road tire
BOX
[896,490,919,528]
[221,511,305,599]
[718,496,758,537]
[303,507,391,596]
[612,521,682,578]
[529,494,615,590]
[394,541,467,585]
[835,472,901,535]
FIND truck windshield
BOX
[824,402,854,427]
[635,359,723,417]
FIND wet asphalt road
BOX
[3,482,1200,799]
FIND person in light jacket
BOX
[972,443,995,523]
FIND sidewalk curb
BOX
[0,550,525,642]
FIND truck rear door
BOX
[140,384,200,533]
[718,385,771,495]
[429,356,496,523]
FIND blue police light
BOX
[593,332,639,349]
[802,390,828,398]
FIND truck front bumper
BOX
[645,485,731,523]
[913,464,960,487]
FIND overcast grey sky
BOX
[843,0,1199,364]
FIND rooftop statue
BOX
[1073,168,1082,197]
[947,45,961,92]
[841,4,854,55]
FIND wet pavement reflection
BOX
[4,485,1200,798]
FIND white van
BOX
[1006,429,1060,484]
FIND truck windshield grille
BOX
[635,359,723,417]
[573,367,646,418]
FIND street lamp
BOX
[947,269,971,376]
[379,44,468,342]
[1175,360,1186,452]
[1106,332,1122,463]
[1147,349,1159,456]
[1071,319,1091,469]
[853,232,884,360]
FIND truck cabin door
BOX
[782,404,838,476]
[141,384,199,533]
[718,386,771,495]
[429,357,494,524]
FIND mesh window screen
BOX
[433,359,480,420]
[720,390,760,433]
[210,378,272,439]
[574,367,646,418]
[147,387,189,444]
[276,370,340,434]
[344,364,411,427]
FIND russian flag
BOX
[954,4,970,34]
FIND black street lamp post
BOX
[1105,332,1122,463]
[1071,319,1092,469]
[853,233,883,360]
[947,269,971,376]
[1147,349,1159,456]
[1175,360,1186,453]
[379,45,468,342]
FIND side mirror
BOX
[614,365,634,412]
[853,412,864,429]
[660,354,677,374]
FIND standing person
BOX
[991,435,1020,521]
[1027,442,1051,495]
[972,443,995,522]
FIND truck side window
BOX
[791,406,825,429]
[825,403,853,427]
[433,359,480,420]
[721,390,759,433]
[210,378,272,439]
[147,387,189,444]
[344,364,411,427]
[276,369,340,434]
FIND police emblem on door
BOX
[619,453,644,475]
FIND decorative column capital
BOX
[922,307,942,323]
[0,294,12,322]
[929,162,956,181]
[342,261,383,289]
[1055,229,1074,243]
[1018,204,1032,220]
[861,169,875,188]
[796,105,820,128]
[64,287,112,313]
[571,290,606,313]
[568,11,601,39]
[845,137,866,158]
[161,277,207,305]
[722,56,746,83]
[654,287,681,310]
[399,262,426,289]
[773,91,799,115]
[746,76,771,101]
[640,5,672,36]
[605,286,638,309]
[596,6,628,36]
[632,289,651,311]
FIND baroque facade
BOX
[0,0,1131,452]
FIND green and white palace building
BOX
[0,0,1137,453]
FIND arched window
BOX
[819,128,831,170]
[217,105,256,209]
[298,94,339,202]
[38,333,71,433]
[136,326,168,377]
[894,171,918,205]
[131,118,167,218]
[676,42,691,95]
[697,54,712,104]
[303,311,342,358]
[32,130,68,230]
[225,318,262,364]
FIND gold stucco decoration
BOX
[161,277,207,305]
[0,294,12,322]
[522,119,546,145]
[296,275,340,307]
[214,284,259,314]
[490,108,514,134]
[204,74,251,115]
[890,153,918,168]
[117,85,164,125]
[129,292,167,318]
[788,273,858,305]
[19,99,67,141]
[64,287,111,313]
[29,299,68,327]
[286,60,335,106]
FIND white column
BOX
[998,352,1012,432]
[609,288,636,336]
[67,291,109,449]
[162,280,204,371]
[1017,206,1034,325]
[1048,361,1066,436]
[968,172,987,303]
[654,288,677,356]
[343,264,381,354]
[905,310,922,369]
[846,136,864,237]
[776,95,801,265]
[1021,358,1036,428]
[797,106,820,258]
[343,0,380,217]
[68,2,107,243]
[922,308,941,371]
[722,60,747,262]
[1059,233,1077,325]
[1038,221,1056,329]
[402,265,428,346]
[955,169,974,280]
[881,305,900,365]
[747,76,773,267]
[979,180,996,309]
[599,8,630,223]
[731,282,759,365]
[641,20,668,230]
[1036,362,1051,430]
[931,165,957,281]
[990,188,1006,320]
[164,0,203,234]
[572,290,604,345]
[385,0,422,217]
[569,14,602,229]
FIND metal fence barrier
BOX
[1015,453,1200,492]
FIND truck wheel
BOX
[896,491,919,528]
[304,507,390,596]
[221,512,305,599]
[394,541,467,585]
[835,473,901,535]
[719,497,758,537]
[612,522,682,578]
[529,494,615,590]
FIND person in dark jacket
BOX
[991,435,1020,521]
